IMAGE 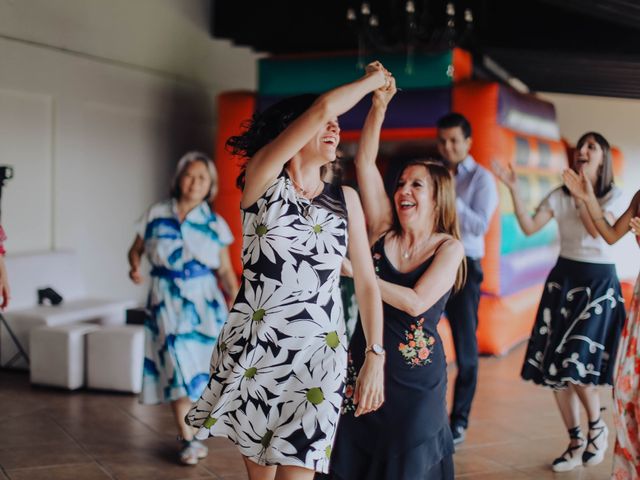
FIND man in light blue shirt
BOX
[437,113,498,445]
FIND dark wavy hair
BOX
[226,94,319,190]
[388,160,467,291]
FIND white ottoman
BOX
[87,326,144,393]
[30,323,101,390]
[2,298,135,369]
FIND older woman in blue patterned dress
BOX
[128,151,239,465]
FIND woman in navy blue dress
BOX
[326,75,465,479]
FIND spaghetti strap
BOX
[432,238,452,257]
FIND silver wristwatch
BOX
[365,343,386,356]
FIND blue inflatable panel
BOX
[500,244,559,296]
[501,213,558,254]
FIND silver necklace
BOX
[288,173,323,199]
[400,236,429,260]
[287,172,323,218]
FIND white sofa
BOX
[1,250,136,369]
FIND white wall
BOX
[541,92,640,279]
[2,0,638,305]
[0,0,259,302]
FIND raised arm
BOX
[241,67,388,208]
[377,239,464,317]
[564,169,639,244]
[492,161,553,235]
[343,186,385,417]
[354,75,397,243]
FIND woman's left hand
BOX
[353,354,385,417]
[372,75,397,111]
[630,216,640,235]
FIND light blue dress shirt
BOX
[454,155,498,259]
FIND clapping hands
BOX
[562,168,594,202]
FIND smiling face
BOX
[178,160,213,203]
[393,164,435,224]
[437,126,472,167]
[299,117,340,165]
[572,134,604,183]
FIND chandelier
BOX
[346,1,476,73]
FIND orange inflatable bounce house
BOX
[212,49,626,360]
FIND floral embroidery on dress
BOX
[399,318,436,367]
[372,252,382,276]
[341,352,358,414]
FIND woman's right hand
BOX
[492,161,518,191]
[364,61,389,90]
[129,266,143,284]
[354,353,385,417]
[630,216,640,236]
[562,168,593,202]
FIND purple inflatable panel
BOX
[498,85,560,140]
[499,244,559,296]
[258,88,451,131]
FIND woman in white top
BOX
[493,132,626,473]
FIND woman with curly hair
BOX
[186,63,389,479]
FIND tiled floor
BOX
[0,343,616,479]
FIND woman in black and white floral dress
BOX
[186,64,389,479]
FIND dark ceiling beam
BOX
[209,0,640,99]
[538,0,640,30]
[488,48,640,98]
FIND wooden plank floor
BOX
[0,343,615,479]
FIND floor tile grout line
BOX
[116,403,183,441]
[47,412,118,480]
[3,462,102,472]
[200,464,225,479]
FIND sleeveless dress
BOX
[326,236,454,480]
[186,173,349,474]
